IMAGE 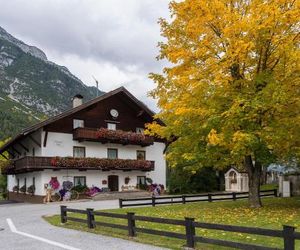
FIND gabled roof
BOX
[225,167,247,174]
[0,86,162,154]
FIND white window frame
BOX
[137,176,146,185]
[73,119,84,129]
[107,148,118,159]
[107,123,116,130]
[137,150,146,160]
[74,176,86,186]
[73,146,86,158]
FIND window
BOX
[136,127,144,133]
[73,119,84,129]
[107,123,116,130]
[73,147,86,158]
[32,148,35,156]
[137,150,146,160]
[107,148,118,159]
[137,176,146,185]
[74,176,86,186]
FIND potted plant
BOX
[27,185,35,196]
[13,185,19,193]
[125,177,130,185]
[19,185,26,194]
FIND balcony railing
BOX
[73,127,154,147]
[3,156,155,174]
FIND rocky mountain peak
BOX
[0,26,47,61]
[0,26,102,140]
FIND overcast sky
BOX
[0,0,170,111]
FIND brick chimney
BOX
[72,94,83,108]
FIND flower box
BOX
[96,128,154,146]
[50,157,154,171]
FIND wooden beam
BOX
[18,142,29,152]
[0,153,8,160]
[137,110,144,117]
[29,135,41,148]
[7,149,15,158]
[12,146,21,155]
[43,131,48,147]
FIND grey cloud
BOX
[0,0,168,72]
[0,0,170,110]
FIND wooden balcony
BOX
[73,127,154,147]
[3,156,155,174]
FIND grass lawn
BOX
[260,183,278,191]
[45,197,300,250]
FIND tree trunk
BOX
[244,155,262,208]
[261,165,267,185]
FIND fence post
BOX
[274,189,278,197]
[127,212,136,237]
[283,225,295,250]
[208,194,212,202]
[232,192,236,201]
[86,208,95,229]
[182,195,186,204]
[185,217,195,249]
[119,199,123,208]
[60,205,67,223]
[152,195,156,207]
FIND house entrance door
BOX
[108,175,119,191]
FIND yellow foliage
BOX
[148,0,300,168]
[207,129,221,146]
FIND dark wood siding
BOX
[45,92,153,133]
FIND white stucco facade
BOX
[8,130,166,196]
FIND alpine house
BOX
[0,87,166,203]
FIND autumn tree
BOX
[148,0,300,207]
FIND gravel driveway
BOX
[0,200,166,250]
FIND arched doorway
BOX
[108,175,119,191]
[229,171,237,191]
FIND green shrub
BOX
[19,185,26,193]
[27,185,35,195]
[168,166,219,194]
[72,185,89,193]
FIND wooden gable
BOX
[45,91,153,133]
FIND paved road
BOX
[0,200,166,250]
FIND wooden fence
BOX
[119,189,277,208]
[60,205,300,250]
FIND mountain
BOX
[0,26,103,140]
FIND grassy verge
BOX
[44,197,300,250]
[260,183,278,191]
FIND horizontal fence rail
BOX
[60,205,299,250]
[119,189,278,208]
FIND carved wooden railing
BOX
[3,156,155,174]
[73,127,154,147]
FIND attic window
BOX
[107,123,116,130]
[73,119,84,129]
